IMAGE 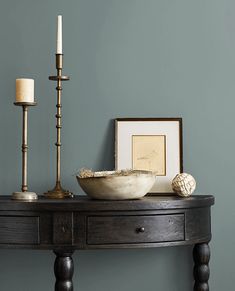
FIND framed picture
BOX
[115,118,183,193]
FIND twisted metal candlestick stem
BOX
[45,54,73,199]
[56,56,62,186]
[22,105,28,192]
[12,102,37,201]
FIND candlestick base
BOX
[12,191,38,201]
[45,182,73,199]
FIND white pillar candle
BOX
[57,15,62,54]
[15,79,34,103]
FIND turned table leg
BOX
[54,250,74,291]
[193,243,210,291]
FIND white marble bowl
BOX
[77,170,156,200]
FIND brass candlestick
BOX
[45,54,73,199]
[12,102,37,201]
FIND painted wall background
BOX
[0,0,233,290]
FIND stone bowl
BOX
[76,170,156,200]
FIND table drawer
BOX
[0,216,39,245]
[87,214,184,245]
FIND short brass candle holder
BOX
[12,102,37,201]
[44,54,73,199]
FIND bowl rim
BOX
[77,170,156,180]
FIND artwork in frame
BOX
[115,118,183,194]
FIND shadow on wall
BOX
[94,119,115,171]
[75,247,194,291]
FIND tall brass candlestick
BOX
[45,54,73,199]
[12,102,37,201]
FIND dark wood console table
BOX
[0,195,214,291]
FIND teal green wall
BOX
[0,0,233,290]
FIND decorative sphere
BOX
[172,173,196,197]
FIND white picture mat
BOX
[115,120,181,193]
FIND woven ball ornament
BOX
[171,173,196,197]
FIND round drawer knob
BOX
[137,227,145,233]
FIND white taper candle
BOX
[57,15,62,54]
